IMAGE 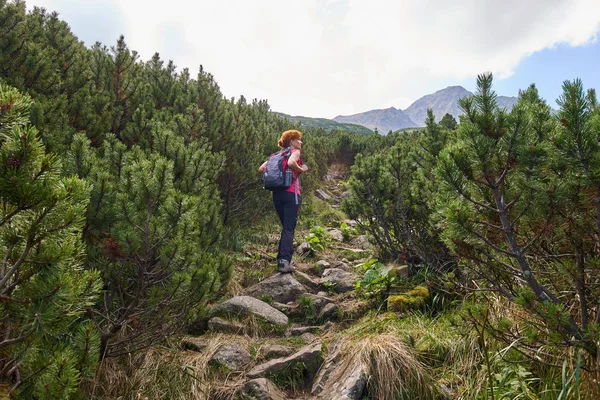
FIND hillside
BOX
[276,113,374,135]
[332,107,418,135]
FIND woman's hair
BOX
[277,129,302,148]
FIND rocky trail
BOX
[173,166,432,400]
[175,168,421,400]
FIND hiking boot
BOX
[277,259,295,273]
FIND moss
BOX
[388,286,430,312]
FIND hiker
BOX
[259,130,309,273]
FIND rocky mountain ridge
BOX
[332,85,520,134]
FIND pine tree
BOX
[435,73,598,360]
[67,126,231,359]
[0,83,101,398]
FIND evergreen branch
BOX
[475,220,504,231]
[465,223,519,257]
[0,293,28,304]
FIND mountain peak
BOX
[333,106,416,134]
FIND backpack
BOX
[263,148,294,191]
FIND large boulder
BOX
[211,296,288,326]
[209,343,251,371]
[244,273,307,304]
[237,378,287,400]
[321,268,358,293]
[247,342,322,379]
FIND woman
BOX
[259,130,309,273]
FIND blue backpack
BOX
[263,148,294,191]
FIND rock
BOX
[319,303,341,321]
[315,189,332,201]
[296,241,311,255]
[321,268,358,293]
[312,342,368,400]
[387,286,430,312]
[208,317,244,334]
[342,219,357,227]
[316,260,330,268]
[211,296,288,326]
[293,271,320,293]
[244,273,307,303]
[327,228,344,242]
[270,301,297,313]
[237,378,287,400]
[285,325,320,337]
[317,291,328,297]
[247,342,322,379]
[301,332,318,343]
[303,293,334,313]
[261,345,293,359]
[326,259,351,271]
[349,235,370,250]
[209,343,251,371]
[180,337,208,352]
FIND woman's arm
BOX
[288,151,308,173]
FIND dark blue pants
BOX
[273,191,301,262]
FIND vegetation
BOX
[1,1,600,398]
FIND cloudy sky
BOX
[27,0,600,118]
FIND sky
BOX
[27,0,600,119]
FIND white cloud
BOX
[27,0,600,118]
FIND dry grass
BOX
[322,316,439,399]
[84,334,253,400]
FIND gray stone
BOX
[303,293,334,313]
[321,268,358,293]
[260,345,293,359]
[315,189,332,201]
[316,260,331,268]
[211,296,288,326]
[244,273,307,304]
[247,342,322,379]
[209,343,251,371]
[294,270,320,293]
[237,378,287,400]
[349,235,370,250]
[285,325,320,337]
[319,303,341,321]
[296,241,311,255]
[326,259,351,271]
[327,228,344,242]
[301,332,318,343]
[312,342,368,400]
[207,317,244,334]
[342,219,357,227]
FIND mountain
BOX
[275,113,374,135]
[332,86,521,133]
[404,86,472,127]
[332,107,417,134]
